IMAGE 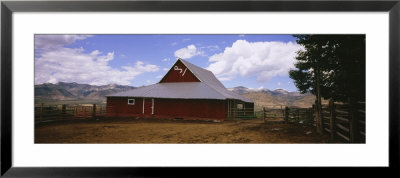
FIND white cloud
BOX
[206,40,302,83]
[35,47,159,85]
[174,44,203,59]
[171,42,178,46]
[162,58,171,62]
[277,82,281,86]
[200,45,220,52]
[163,68,169,71]
[182,38,191,42]
[34,34,160,86]
[217,76,234,81]
[119,54,127,58]
[155,75,163,79]
[238,34,245,37]
[146,80,155,84]
[35,35,92,49]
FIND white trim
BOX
[157,58,200,83]
[128,99,135,105]
[174,65,183,73]
[237,103,243,109]
[182,68,188,76]
[157,59,179,83]
[142,98,145,114]
[151,98,154,115]
[178,58,202,82]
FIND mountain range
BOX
[35,82,322,108]
[227,86,322,109]
[35,82,136,104]
[227,86,302,96]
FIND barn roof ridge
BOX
[178,58,225,87]
[178,58,252,102]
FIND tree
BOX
[289,35,331,133]
[327,35,365,103]
[289,35,365,134]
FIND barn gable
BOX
[159,59,200,83]
[179,59,226,89]
[178,58,252,103]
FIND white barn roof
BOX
[108,58,253,103]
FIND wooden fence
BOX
[35,104,107,122]
[229,108,256,120]
[262,101,365,143]
[319,101,365,143]
[262,105,313,124]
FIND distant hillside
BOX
[228,86,327,110]
[35,82,326,108]
[35,82,135,104]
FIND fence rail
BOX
[35,104,106,122]
[262,105,313,124]
[228,108,256,120]
[319,101,365,143]
[262,101,365,143]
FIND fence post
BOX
[62,104,66,120]
[314,101,322,134]
[349,101,361,143]
[312,104,315,123]
[284,107,289,123]
[313,104,320,134]
[40,103,44,122]
[319,103,324,134]
[307,108,312,123]
[329,100,336,141]
[263,107,265,123]
[92,104,97,118]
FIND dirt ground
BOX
[35,117,331,143]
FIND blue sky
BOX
[34,34,302,91]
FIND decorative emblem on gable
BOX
[159,59,200,83]
[174,66,188,76]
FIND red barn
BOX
[106,58,254,121]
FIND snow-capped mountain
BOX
[35,82,136,102]
[227,86,304,96]
[228,86,317,108]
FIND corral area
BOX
[35,118,330,143]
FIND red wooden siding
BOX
[153,99,226,120]
[106,97,226,120]
[106,97,144,117]
[160,60,200,83]
[143,98,153,116]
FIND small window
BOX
[237,103,243,109]
[128,99,135,105]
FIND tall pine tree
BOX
[289,35,365,134]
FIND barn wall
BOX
[106,97,226,120]
[160,60,200,83]
[153,99,226,120]
[106,97,144,117]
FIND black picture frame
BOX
[1,0,399,177]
